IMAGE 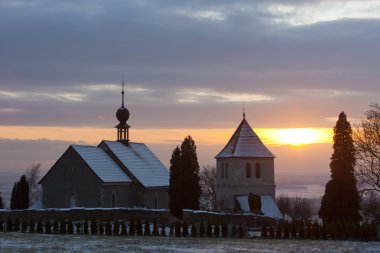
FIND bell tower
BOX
[115,80,130,143]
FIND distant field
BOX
[0,233,379,253]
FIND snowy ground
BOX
[0,233,379,253]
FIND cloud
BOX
[177,89,275,103]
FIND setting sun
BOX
[263,128,333,146]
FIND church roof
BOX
[101,141,169,188]
[72,145,132,183]
[216,118,275,158]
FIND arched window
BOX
[111,192,116,208]
[69,193,77,208]
[221,163,225,179]
[154,193,158,209]
[256,163,261,179]
[246,163,251,178]
[225,163,228,179]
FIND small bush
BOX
[136,219,142,236]
[207,223,212,238]
[67,220,74,234]
[83,219,89,235]
[105,220,112,236]
[90,218,97,235]
[144,220,150,236]
[99,222,105,235]
[129,218,136,236]
[191,223,197,237]
[175,222,181,237]
[160,223,166,237]
[214,224,220,238]
[21,220,28,233]
[45,220,52,234]
[261,226,267,239]
[183,222,189,237]
[199,222,205,237]
[113,220,120,236]
[37,220,44,234]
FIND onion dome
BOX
[116,106,130,123]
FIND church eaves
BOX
[215,118,275,158]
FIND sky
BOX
[1,0,380,201]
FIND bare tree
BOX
[276,194,291,219]
[25,163,42,206]
[199,165,216,211]
[290,197,313,221]
[361,191,380,223]
[354,103,380,194]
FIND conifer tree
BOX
[168,136,201,219]
[319,112,361,223]
[10,175,29,209]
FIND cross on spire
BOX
[243,102,246,119]
[121,78,125,107]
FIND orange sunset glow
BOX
[0,125,333,146]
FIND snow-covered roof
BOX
[101,141,169,187]
[72,145,132,183]
[235,195,282,219]
[216,118,275,158]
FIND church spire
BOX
[243,102,246,120]
[115,79,130,143]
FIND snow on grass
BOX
[0,233,379,253]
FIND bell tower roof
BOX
[215,115,275,159]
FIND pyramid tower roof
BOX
[215,117,275,158]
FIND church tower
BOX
[215,112,276,212]
[115,80,130,143]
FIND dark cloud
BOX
[0,0,379,128]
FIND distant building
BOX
[215,112,281,218]
[39,82,169,209]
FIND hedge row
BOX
[0,217,245,238]
[260,220,377,241]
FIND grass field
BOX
[0,233,379,253]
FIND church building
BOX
[215,112,281,218]
[39,83,169,209]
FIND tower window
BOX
[111,192,116,207]
[246,163,251,178]
[256,163,261,179]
